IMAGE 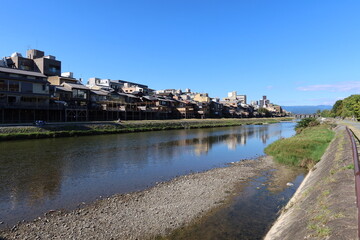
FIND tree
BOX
[258,108,271,117]
[320,110,331,117]
[331,100,343,117]
[331,95,360,119]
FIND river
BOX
[0,121,303,234]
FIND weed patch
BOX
[265,125,335,169]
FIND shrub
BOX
[295,118,319,133]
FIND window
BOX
[8,81,20,92]
[21,97,37,103]
[20,65,31,71]
[0,80,7,91]
[8,96,17,103]
[60,93,70,100]
[0,94,6,103]
[21,82,33,93]
[48,65,60,74]
[72,89,87,99]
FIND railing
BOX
[65,105,88,110]
[0,102,49,108]
[346,127,360,239]
[0,102,64,110]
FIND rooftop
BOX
[0,67,46,78]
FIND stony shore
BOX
[1,156,274,240]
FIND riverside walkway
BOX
[265,124,358,240]
[343,120,360,137]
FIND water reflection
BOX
[0,122,295,228]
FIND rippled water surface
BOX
[0,122,296,228]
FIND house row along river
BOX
[0,121,306,239]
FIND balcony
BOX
[65,105,88,110]
[0,102,51,109]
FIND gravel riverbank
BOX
[1,156,274,240]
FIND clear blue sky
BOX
[2,0,360,106]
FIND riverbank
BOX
[0,117,292,141]
[265,124,335,169]
[265,125,357,239]
[0,156,276,240]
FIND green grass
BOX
[343,164,355,170]
[265,125,335,169]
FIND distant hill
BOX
[281,105,332,114]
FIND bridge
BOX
[292,114,320,119]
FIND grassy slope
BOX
[0,118,292,141]
[264,125,335,168]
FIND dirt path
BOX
[1,156,274,240]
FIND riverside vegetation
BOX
[0,118,291,141]
[319,94,360,120]
[265,118,335,169]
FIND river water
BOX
[0,122,303,235]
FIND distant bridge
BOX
[292,114,320,119]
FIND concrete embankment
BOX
[265,125,358,240]
[0,118,291,141]
[0,157,275,240]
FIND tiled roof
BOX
[91,90,109,96]
[62,82,90,90]
[0,66,46,78]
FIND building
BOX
[88,78,153,95]
[6,49,61,76]
[0,66,51,123]
[46,73,90,121]
[1,48,288,122]
[87,78,123,92]
[210,100,223,118]
[250,100,258,106]
[224,91,247,104]
[193,93,211,103]
[259,95,270,108]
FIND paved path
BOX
[340,120,360,137]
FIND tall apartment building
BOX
[6,49,61,76]
[223,91,247,104]
[259,95,270,107]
